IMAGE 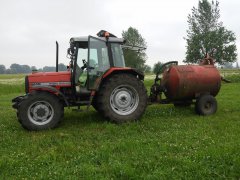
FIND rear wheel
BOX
[97,74,147,123]
[195,94,217,115]
[18,92,64,131]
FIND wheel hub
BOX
[204,102,212,111]
[28,101,54,126]
[33,104,50,120]
[110,86,139,116]
[116,91,131,107]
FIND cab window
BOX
[111,43,125,67]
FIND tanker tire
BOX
[195,95,217,115]
[17,91,64,131]
[97,74,148,123]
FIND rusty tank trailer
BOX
[149,56,221,115]
[161,64,221,100]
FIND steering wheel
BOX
[81,59,87,70]
[81,59,95,70]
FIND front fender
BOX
[29,85,69,106]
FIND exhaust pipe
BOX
[56,41,59,72]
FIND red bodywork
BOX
[28,71,71,92]
[27,67,142,94]
[103,67,131,78]
[103,67,144,80]
[161,65,221,100]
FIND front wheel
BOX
[17,92,64,131]
[97,74,148,123]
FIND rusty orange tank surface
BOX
[161,65,221,100]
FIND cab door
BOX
[87,36,110,90]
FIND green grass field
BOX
[0,74,240,179]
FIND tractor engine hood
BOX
[27,71,71,91]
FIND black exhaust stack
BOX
[56,41,59,72]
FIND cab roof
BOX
[70,36,125,44]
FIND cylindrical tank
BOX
[161,65,221,100]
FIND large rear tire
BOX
[17,92,64,131]
[97,74,148,123]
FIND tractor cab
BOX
[67,31,126,95]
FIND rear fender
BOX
[93,68,144,94]
[102,68,144,80]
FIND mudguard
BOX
[102,67,144,80]
[12,85,69,109]
[31,85,69,106]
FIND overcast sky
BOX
[0,0,239,68]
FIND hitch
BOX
[149,61,178,104]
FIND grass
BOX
[220,69,240,83]
[0,74,240,179]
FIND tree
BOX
[153,62,163,74]
[185,0,237,65]
[222,62,233,69]
[22,65,31,73]
[143,64,152,73]
[5,69,11,74]
[10,63,31,73]
[0,65,6,74]
[10,63,21,73]
[31,66,37,70]
[122,27,147,71]
[58,63,67,71]
[43,66,56,72]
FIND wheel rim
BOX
[27,101,54,126]
[110,85,139,116]
[203,101,213,113]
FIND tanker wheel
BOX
[195,94,217,115]
[97,73,148,123]
[17,91,64,131]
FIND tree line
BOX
[0,63,67,74]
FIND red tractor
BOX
[12,31,148,130]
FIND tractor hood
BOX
[27,71,71,90]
